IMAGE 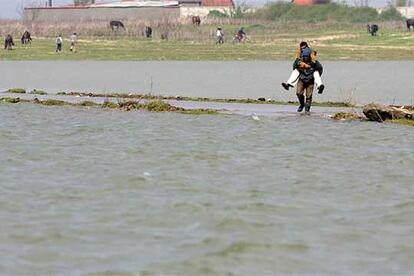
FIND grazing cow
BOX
[110,20,125,31]
[21,30,32,45]
[407,19,414,31]
[143,26,152,38]
[191,16,201,26]
[367,24,379,36]
[161,32,168,40]
[4,34,14,50]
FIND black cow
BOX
[4,34,14,50]
[21,30,32,45]
[191,16,201,26]
[407,19,414,31]
[110,20,125,31]
[367,24,379,36]
[143,26,152,38]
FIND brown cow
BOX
[110,20,125,31]
[191,16,201,26]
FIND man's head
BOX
[299,41,308,51]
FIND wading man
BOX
[295,48,318,113]
[282,41,324,94]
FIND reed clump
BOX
[0,97,29,103]
[388,118,414,126]
[38,99,68,106]
[332,112,363,121]
[29,89,48,95]
[0,96,218,114]
[147,100,183,111]
[7,88,26,94]
[59,91,357,107]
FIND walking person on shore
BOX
[216,27,224,44]
[55,34,63,53]
[70,32,77,52]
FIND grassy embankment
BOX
[0,3,413,61]
[1,22,413,61]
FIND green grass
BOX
[1,22,414,61]
[388,118,414,126]
[7,88,26,94]
[29,89,48,95]
[0,97,30,103]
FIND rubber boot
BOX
[305,97,312,113]
[297,94,305,112]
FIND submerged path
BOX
[1,61,414,105]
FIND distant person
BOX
[237,27,246,43]
[281,41,324,94]
[55,34,63,52]
[216,27,224,44]
[70,32,77,52]
[21,30,32,45]
[4,34,14,50]
[144,26,152,38]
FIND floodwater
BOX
[0,101,413,274]
[1,61,414,105]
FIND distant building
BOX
[24,0,234,22]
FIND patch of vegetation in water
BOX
[0,97,30,103]
[332,112,363,121]
[101,101,120,109]
[118,100,145,111]
[179,109,218,115]
[7,88,26,94]
[29,89,48,95]
[38,99,68,106]
[387,118,414,126]
[58,92,357,108]
[313,101,356,108]
[0,97,220,115]
[147,100,182,112]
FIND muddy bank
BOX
[333,103,414,126]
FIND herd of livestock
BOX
[3,18,414,50]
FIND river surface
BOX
[1,61,414,105]
[0,101,413,274]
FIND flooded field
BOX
[0,102,413,274]
[1,61,414,105]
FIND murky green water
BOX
[0,103,413,274]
